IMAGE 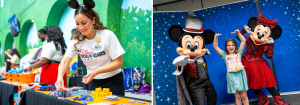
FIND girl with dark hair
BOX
[55,0,125,96]
[5,48,21,69]
[24,25,67,86]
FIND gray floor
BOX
[125,92,152,101]
[221,93,300,105]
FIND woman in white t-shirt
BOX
[55,0,125,95]
[24,25,68,86]
[5,48,21,69]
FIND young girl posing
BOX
[213,30,249,105]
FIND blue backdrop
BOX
[153,0,300,104]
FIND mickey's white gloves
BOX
[172,55,195,76]
[173,55,195,66]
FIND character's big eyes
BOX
[186,41,191,49]
[257,29,261,35]
[194,41,199,49]
[262,32,266,37]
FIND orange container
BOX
[11,74,18,82]
[4,74,11,81]
[18,74,35,84]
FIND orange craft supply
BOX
[4,74,11,81]
[18,85,22,92]
[18,74,35,84]
[11,74,18,82]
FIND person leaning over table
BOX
[55,0,125,96]
[24,25,68,86]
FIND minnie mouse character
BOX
[238,14,289,105]
[169,16,217,105]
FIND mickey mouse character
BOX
[169,16,217,105]
[238,14,289,105]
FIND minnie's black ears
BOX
[271,25,282,39]
[68,0,80,9]
[248,17,258,29]
[68,0,95,9]
[83,0,95,8]
[168,25,184,42]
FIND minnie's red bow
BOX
[257,14,278,29]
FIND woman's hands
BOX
[24,67,32,72]
[82,70,98,84]
[55,76,67,92]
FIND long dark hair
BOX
[11,48,20,58]
[72,6,107,50]
[45,25,67,54]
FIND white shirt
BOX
[65,29,125,79]
[41,40,64,62]
[11,55,20,64]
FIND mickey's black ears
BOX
[168,25,184,42]
[83,0,95,8]
[271,25,282,39]
[202,29,215,44]
[68,0,80,9]
[248,17,257,29]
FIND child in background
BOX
[213,30,249,105]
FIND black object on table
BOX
[68,76,89,90]
[19,90,83,105]
[19,90,151,105]
[0,81,18,105]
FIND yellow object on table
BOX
[95,87,102,92]
[37,91,151,105]
[31,68,39,74]
[103,88,110,92]
[92,87,111,99]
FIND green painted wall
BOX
[107,0,123,39]
[0,0,152,84]
[120,7,152,84]
[0,0,60,65]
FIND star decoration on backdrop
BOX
[153,11,189,105]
